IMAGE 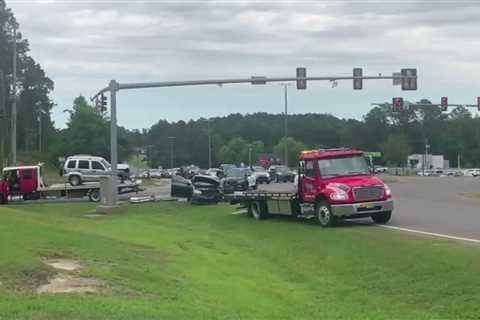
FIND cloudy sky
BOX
[7,0,480,129]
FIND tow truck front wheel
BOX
[316,201,336,227]
[88,189,101,202]
[371,211,392,224]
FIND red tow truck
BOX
[0,164,140,204]
[229,148,393,227]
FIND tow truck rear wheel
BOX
[88,189,101,202]
[250,201,268,220]
[316,200,336,227]
[371,211,392,224]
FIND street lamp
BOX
[279,83,292,166]
[207,118,212,169]
[248,144,252,167]
[168,136,176,169]
[9,19,18,165]
[35,102,47,152]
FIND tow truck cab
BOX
[1,165,45,201]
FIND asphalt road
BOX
[259,176,480,241]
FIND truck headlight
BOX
[384,184,392,197]
[327,183,350,201]
[329,191,349,201]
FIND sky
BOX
[7,0,480,129]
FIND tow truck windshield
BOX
[318,156,370,178]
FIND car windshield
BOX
[253,166,266,172]
[276,166,290,173]
[318,156,370,178]
[228,168,248,177]
[101,159,111,169]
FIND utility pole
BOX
[168,136,175,169]
[10,23,17,165]
[248,145,252,167]
[207,118,212,168]
[280,83,291,167]
[0,69,5,166]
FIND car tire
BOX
[88,189,101,202]
[69,175,82,186]
[371,211,392,224]
[250,201,268,220]
[316,200,336,227]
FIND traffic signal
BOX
[440,97,448,112]
[296,67,306,90]
[477,97,480,111]
[401,68,417,91]
[353,67,363,90]
[392,97,404,112]
[100,94,107,112]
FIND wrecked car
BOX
[171,174,222,204]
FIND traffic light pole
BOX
[92,71,417,207]
[109,80,119,207]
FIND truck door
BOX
[301,160,317,203]
[20,168,38,195]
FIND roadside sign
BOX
[366,152,382,158]
[251,76,267,85]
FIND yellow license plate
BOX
[361,203,375,209]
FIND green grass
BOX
[1,202,480,319]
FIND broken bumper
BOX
[331,199,394,217]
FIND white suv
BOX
[63,155,129,186]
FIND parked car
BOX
[251,166,271,184]
[464,168,480,177]
[62,155,129,186]
[374,166,388,174]
[221,167,256,193]
[271,165,295,182]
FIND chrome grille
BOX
[353,186,384,202]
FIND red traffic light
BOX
[392,97,404,112]
[440,97,448,111]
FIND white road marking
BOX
[380,225,480,244]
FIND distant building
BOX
[408,154,447,170]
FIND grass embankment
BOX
[0,202,479,319]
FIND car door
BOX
[19,168,38,195]
[301,160,317,203]
[91,160,107,180]
[77,160,91,180]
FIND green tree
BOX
[382,134,410,167]
[273,137,306,166]
[0,1,55,163]
[218,137,249,165]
